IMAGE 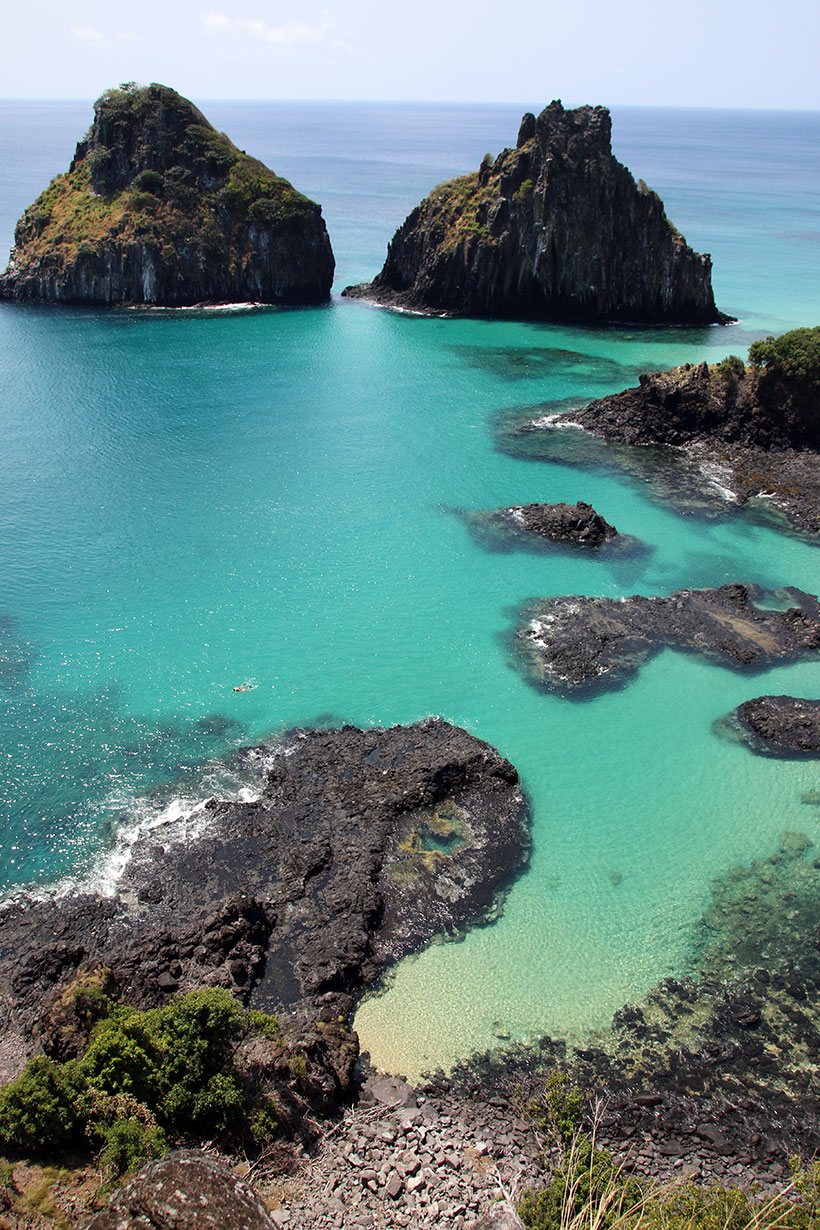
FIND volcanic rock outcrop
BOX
[536,333,820,535]
[88,1151,277,1230]
[497,501,617,547]
[0,82,334,306]
[0,720,528,1078]
[729,695,820,757]
[516,583,820,696]
[344,100,727,324]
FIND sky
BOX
[1,0,818,108]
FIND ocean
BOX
[0,100,818,1077]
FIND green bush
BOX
[748,325,820,387]
[714,354,746,381]
[98,1117,166,1181]
[131,169,164,196]
[0,989,281,1162]
[0,1057,84,1155]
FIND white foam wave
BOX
[2,740,296,909]
[529,413,585,430]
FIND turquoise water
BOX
[0,103,818,1076]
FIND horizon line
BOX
[1,96,819,114]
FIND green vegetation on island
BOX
[0,82,335,305]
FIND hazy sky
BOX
[2,0,818,108]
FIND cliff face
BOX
[0,83,334,306]
[573,359,820,451]
[344,101,727,324]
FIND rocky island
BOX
[0,83,335,306]
[344,100,728,324]
[534,328,820,536]
[493,501,617,547]
[723,694,820,757]
[516,583,820,696]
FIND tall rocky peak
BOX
[344,99,730,325]
[0,82,335,307]
[72,83,223,194]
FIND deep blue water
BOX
[0,101,818,1074]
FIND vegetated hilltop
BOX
[0,82,335,306]
[344,100,729,325]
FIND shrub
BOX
[0,1057,84,1155]
[0,989,281,1162]
[748,325,820,387]
[714,354,746,381]
[131,169,164,197]
[98,1117,166,1182]
[247,1010,280,1040]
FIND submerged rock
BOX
[0,720,528,1078]
[730,695,820,757]
[500,501,617,546]
[453,833,820,1178]
[0,82,334,307]
[516,583,820,696]
[343,100,728,325]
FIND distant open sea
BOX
[0,101,818,1076]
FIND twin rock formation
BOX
[1,89,725,322]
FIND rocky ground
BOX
[516,582,820,696]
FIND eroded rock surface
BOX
[730,695,820,757]
[516,583,820,696]
[535,358,819,535]
[498,501,617,546]
[344,101,727,325]
[0,82,334,306]
[0,720,528,1079]
[87,1151,275,1230]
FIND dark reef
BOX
[450,832,819,1181]
[727,695,820,758]
[516,583,820,696]
[0,82,334,307]
[0,720,528,1081]
[531,348,819,537]
[344,100,728,325]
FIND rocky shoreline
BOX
[518,353,820,538]
[0,722,817,1227]
[0,720,528,1090]
[73,829,817,1229]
